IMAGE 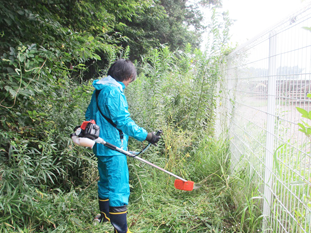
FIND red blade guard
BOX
[174,179,194,191]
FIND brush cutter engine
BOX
[70,120,100,148]
[72,120,100,140]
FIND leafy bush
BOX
[0,42,101,231]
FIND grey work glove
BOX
[146,132,161,145]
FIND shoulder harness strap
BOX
[95,90,124,140]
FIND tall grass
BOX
[124,133,262,233]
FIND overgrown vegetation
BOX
[0,0,264,232]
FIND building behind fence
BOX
[218,2,311,232]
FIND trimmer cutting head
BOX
[174,179,195,191]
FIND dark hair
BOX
[107,59,137,82]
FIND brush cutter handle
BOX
[156,130,162,136]
[135,130,163,156]
[146,130,161,145]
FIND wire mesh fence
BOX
[217,2,311,232]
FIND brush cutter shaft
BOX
[95,138,187,182]
[132,156,187,182]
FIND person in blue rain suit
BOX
[85,59,160,233]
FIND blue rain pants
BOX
[97,155,130,207]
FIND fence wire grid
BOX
[218,2,311,232]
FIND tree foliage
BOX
[0,0,212,77]
[118,0,206,60]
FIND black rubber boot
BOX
[99,198,110,222]
[109,206,130,233]
[94,198,110,224]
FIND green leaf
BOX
[296,107,309,118]
[93,54,101,60]
[302,120,311,128]
[273,145,283,177]
[4,86,17,97]
[298,123,306,131]
[299,129,306,134]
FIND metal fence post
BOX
[262,31,277,231]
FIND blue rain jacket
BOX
[85,76,148,156]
